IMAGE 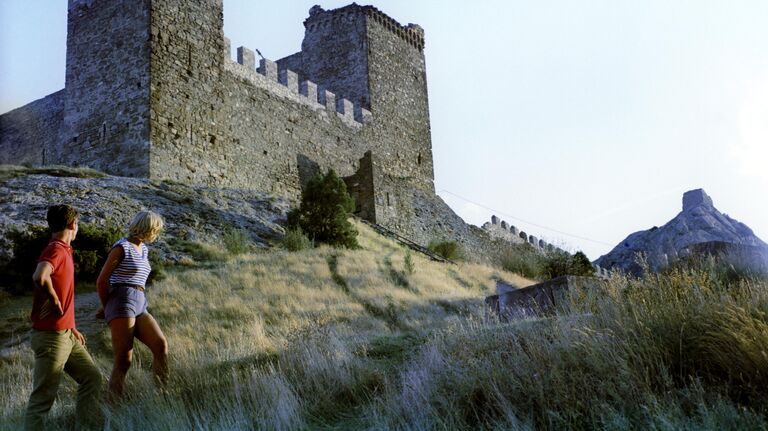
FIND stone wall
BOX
[2,1,151,176]
[58,0,151,176]
[486,276,605,321]
[146,1,435,235]
[0,90,64,166]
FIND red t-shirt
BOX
[30,239,76,330]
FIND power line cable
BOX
[437,189,615,247]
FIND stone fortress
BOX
[0,0,564,255]
[0,1,435,238]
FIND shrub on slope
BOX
[287,169,358,249]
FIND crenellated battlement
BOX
[484,215,613,277]
[305,4,425,51]
[483,215,566,255]
[226,43,370,126]
[365,7,425,51]
[68,0,95,10]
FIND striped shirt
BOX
[109,238,152,287]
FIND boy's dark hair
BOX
[47,204,78,233]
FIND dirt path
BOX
[0,292,104,358]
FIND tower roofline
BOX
[305,4,424,51]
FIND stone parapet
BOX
[227,49,367,127]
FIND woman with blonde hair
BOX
[96,210,168,400]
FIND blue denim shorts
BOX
[105,286,148,323]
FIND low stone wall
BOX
[485,276,605,321]
[482,215,566,254]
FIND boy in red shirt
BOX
[25,205,103,431]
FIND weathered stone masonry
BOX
[0,1,439,242]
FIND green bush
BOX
[570,251,596,276]
[282,227,313,252]
[72,223,124,280]
[1,222,123,295]
[540,250,571,279]
[287,169,358,249]
[499,245,595,280]
[428,240,462,261]
[3,226,50,294]
[222,228,251,255]
[498,243,546,279]
[541,250,596,279]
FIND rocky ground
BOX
[0,165,291,264]
[0,164,523,274]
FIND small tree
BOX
[287,169,358,248]
[542,250,596,279]
[570,251,596,276]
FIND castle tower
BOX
[276,5,435,228]
[58,0,152,176]
[278,5,434,193]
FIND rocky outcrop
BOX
[0,166,290,264]
[0,166,514,269]
[595,189,768,275]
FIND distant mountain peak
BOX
[595,188,767,275]
[682,188,713,212]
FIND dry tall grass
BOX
[3,221,767,429]
[0,220,530,430]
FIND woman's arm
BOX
[97,246,124,308]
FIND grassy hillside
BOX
[0,220,532,430]
[3,220,768,429]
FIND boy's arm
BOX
[71,328,87,345]
[32,261,63,318]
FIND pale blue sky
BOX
[2,1,767,260]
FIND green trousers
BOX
[24,329,103,431]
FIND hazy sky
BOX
[2,1,767,260]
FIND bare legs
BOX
[135,314,169,386]
[107,317,134,400]
[107,313,168,401]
